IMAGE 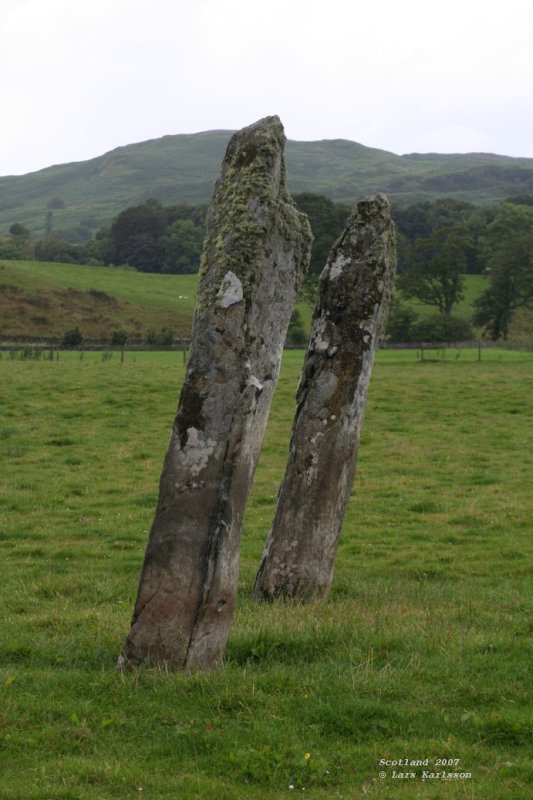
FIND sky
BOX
[1,0,532,176]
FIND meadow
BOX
[4,257,533,345]
[0,260,199,340]
[0,348,532,799]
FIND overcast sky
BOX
[2,0,532,176]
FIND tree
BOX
[90,226,114,265]
[34,237,83,264]
[45,210,54,236]
[0,237,33,260]
[110,199,167,271]
[110,330,128,346]
[166,202,207,228]
[106,200,207,272]
[285,307,307,345]
[397,225,469,315]
[292,193,351,275]
[47,196,66,209]
[1,222,33,259]
[474,204,533,339]
[160,219,204,273]
[506,194,533,207]
[145,326,175,346]
[393,198,486,275]
[393,198,476,245]
[9,223,30,239]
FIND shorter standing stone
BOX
[253,194,396,601]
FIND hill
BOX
[0,259,198,340]
[0,257,494,343]
[1,132,533,239]
[3,258,533,343]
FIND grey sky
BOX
[2,0,532,176]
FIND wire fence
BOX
[1,336,533,364]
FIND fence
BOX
[1,335,532,357]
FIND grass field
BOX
[0,260,199,339]
[3,258,533,344]
[0,258,495,343]
[1,349,532,799]
[0,260,315,342]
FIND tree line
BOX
[2,193,532,341]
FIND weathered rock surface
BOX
[253,194,396,601]
[118,116,312,669]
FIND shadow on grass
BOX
[226,627,339,667]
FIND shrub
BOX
[145,326,175,346]
[0,237,34,260]
[412,314,474,343]
[62,327,84,348]
[286,308,308,346]
[34,238,83,264]
[386,299,419,343]
[110,330,128,346]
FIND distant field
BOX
[0,258,500,342]
[0,349,532,798]
[404,273,488,320]
[0,259,199,338]
[0,259,319,341]
[2,258,533,343]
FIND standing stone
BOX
[118,116,312,670]
[253,194,396,601]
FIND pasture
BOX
[0,348,532,799]
[0,259,495,342]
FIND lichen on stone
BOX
[194,116,311,316]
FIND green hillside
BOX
[0,257,509,343]
[1,131,533,239]
[0,258,315,341]
[0,259,198,339]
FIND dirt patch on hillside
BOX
[0,284,131,336]
[0,283,192,338]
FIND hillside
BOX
[1,132,533,239]
[0,257,496,342]
[3,258,533,343]
[0,259,198,339]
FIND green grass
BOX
[396,274,490,324]
[5,257,533,345]
[0,259,199,338]
[1,349,532,798]
[3,258,533,343]
[0,259,315,341]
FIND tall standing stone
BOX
[118,116,312,670]
[253,194,396,601]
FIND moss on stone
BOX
[195,116,311,316]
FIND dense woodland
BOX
[2,193,533,342]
